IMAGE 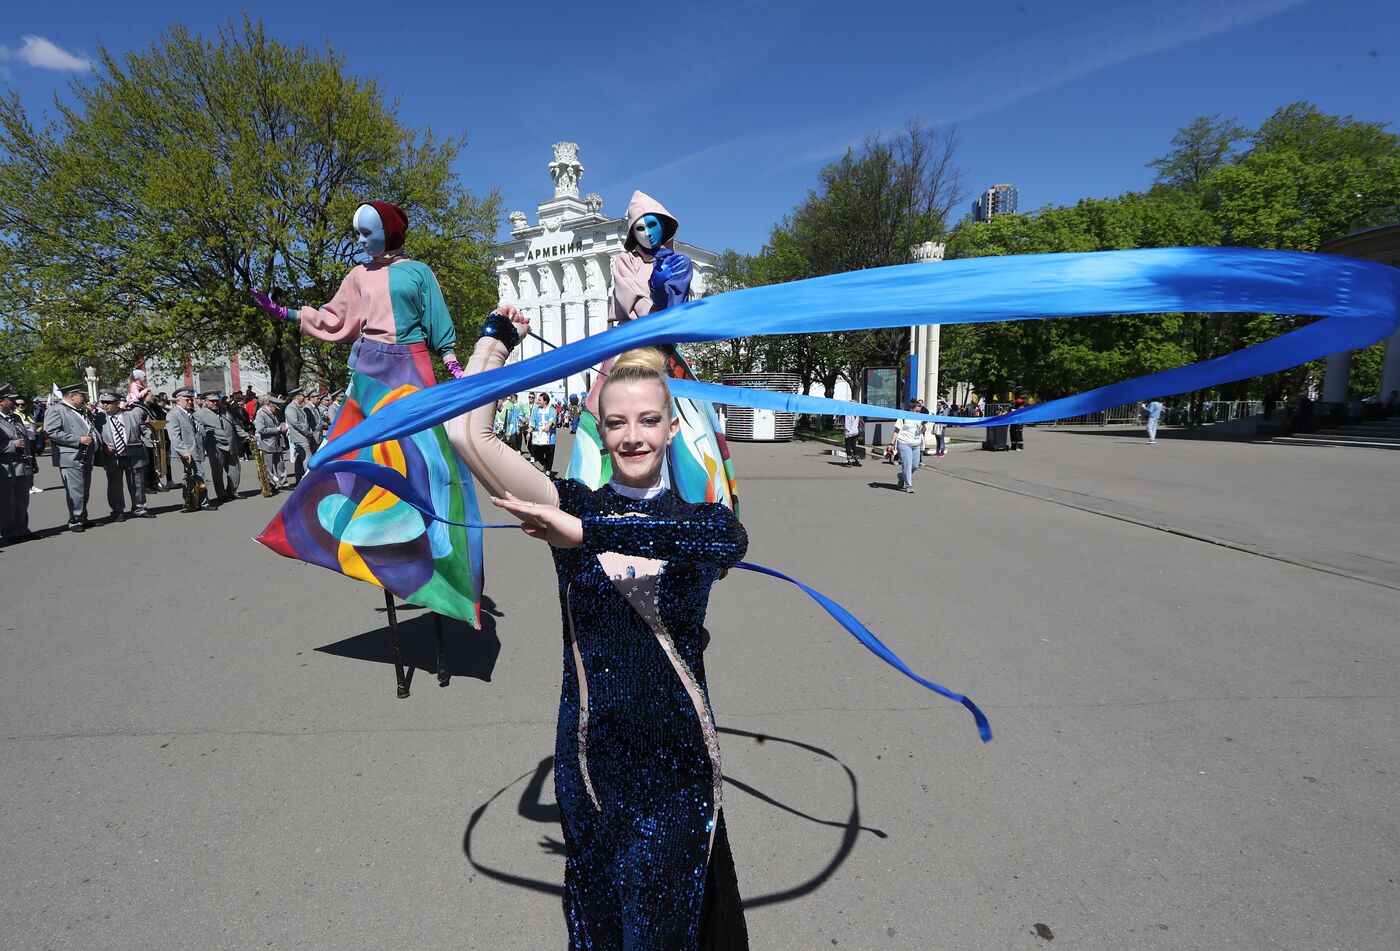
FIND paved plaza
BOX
[2,428,1398,950]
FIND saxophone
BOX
[252,441,274,497]
[181,460,205,512]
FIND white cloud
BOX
[0,35,93,72]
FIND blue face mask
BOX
[352,204,386,264]
[633,213,664,251]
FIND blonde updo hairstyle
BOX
[599,347,672,417]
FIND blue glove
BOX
[648,250,691,291]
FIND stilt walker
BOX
[250,202,483,695]
[566,191,739,513]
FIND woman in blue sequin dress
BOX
[447,307,751,950]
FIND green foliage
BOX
[1204,103,1400,251]
[1147,114,1247,193]
[944,192,1212,396]
[939,102,1400,403]
[0,16,500,392]
[703,122,965,396]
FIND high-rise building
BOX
[973,184,1019,221]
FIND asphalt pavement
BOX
[2,428,1397,950]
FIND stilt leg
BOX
[386,590,410,698]
[435,613,450,688]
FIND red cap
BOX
[366,201,408,250]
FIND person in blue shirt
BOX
[529,392,560,475]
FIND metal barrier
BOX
[945,400,1265,427]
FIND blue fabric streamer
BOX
[319,459,516,528]
[731,560,992,742]
[668,378,965,423]
[322,454,992,741]
[311,248,1400,465]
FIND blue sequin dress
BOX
[550,477,750,950]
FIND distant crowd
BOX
[0,372,346,543]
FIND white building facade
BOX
[494,143,718,400]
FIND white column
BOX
[537,264,563,395]
[1322,350,1352,403]
[515,266,539,365]
[923,324,941,405]
[587,255,610,336]
[1379,325,1400,401]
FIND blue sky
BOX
[3,0,1397,255]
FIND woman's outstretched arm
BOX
[445,307,559,511]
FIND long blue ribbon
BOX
[323,456,992,741]
[670,378,967,423]
[311,248,1400,465]
[733,560,992,743]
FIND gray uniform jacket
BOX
[194,407,241,455]
[165,405,205,461]
[307,404,325,445]
[0,411,35,477]
[285,402,313,448]
[95,406,149,461]
[44,401,98,468]
[254,406,284,453]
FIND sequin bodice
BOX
[547,479,748,950]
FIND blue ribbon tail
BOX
[733,560,992,743]
[320,459,516,529]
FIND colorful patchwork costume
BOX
[252,202,484,625]
[567,191,739,515]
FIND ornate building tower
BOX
[494,145,718,398]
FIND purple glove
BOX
[445,357,465,379]
[250,288,291,321]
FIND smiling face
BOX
[600,378,678,489]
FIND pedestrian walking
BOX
[1142,398,1164,444]
[843,413,863,466]
[888,403,925,494]
[528,391,559,475]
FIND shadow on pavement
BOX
[461,726,885,907]
[315,595,502,683]
[868,481,906,492]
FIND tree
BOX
[0,16,500,393]
[751,121,965,397]
[944,192,1215,398]
[687,250,764,379]
[1200,103,1400,401]
[1147,114,1247,193]
[1205,102,1400,251]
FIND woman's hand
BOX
[491,491,582,548]
[495,304,530,340]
